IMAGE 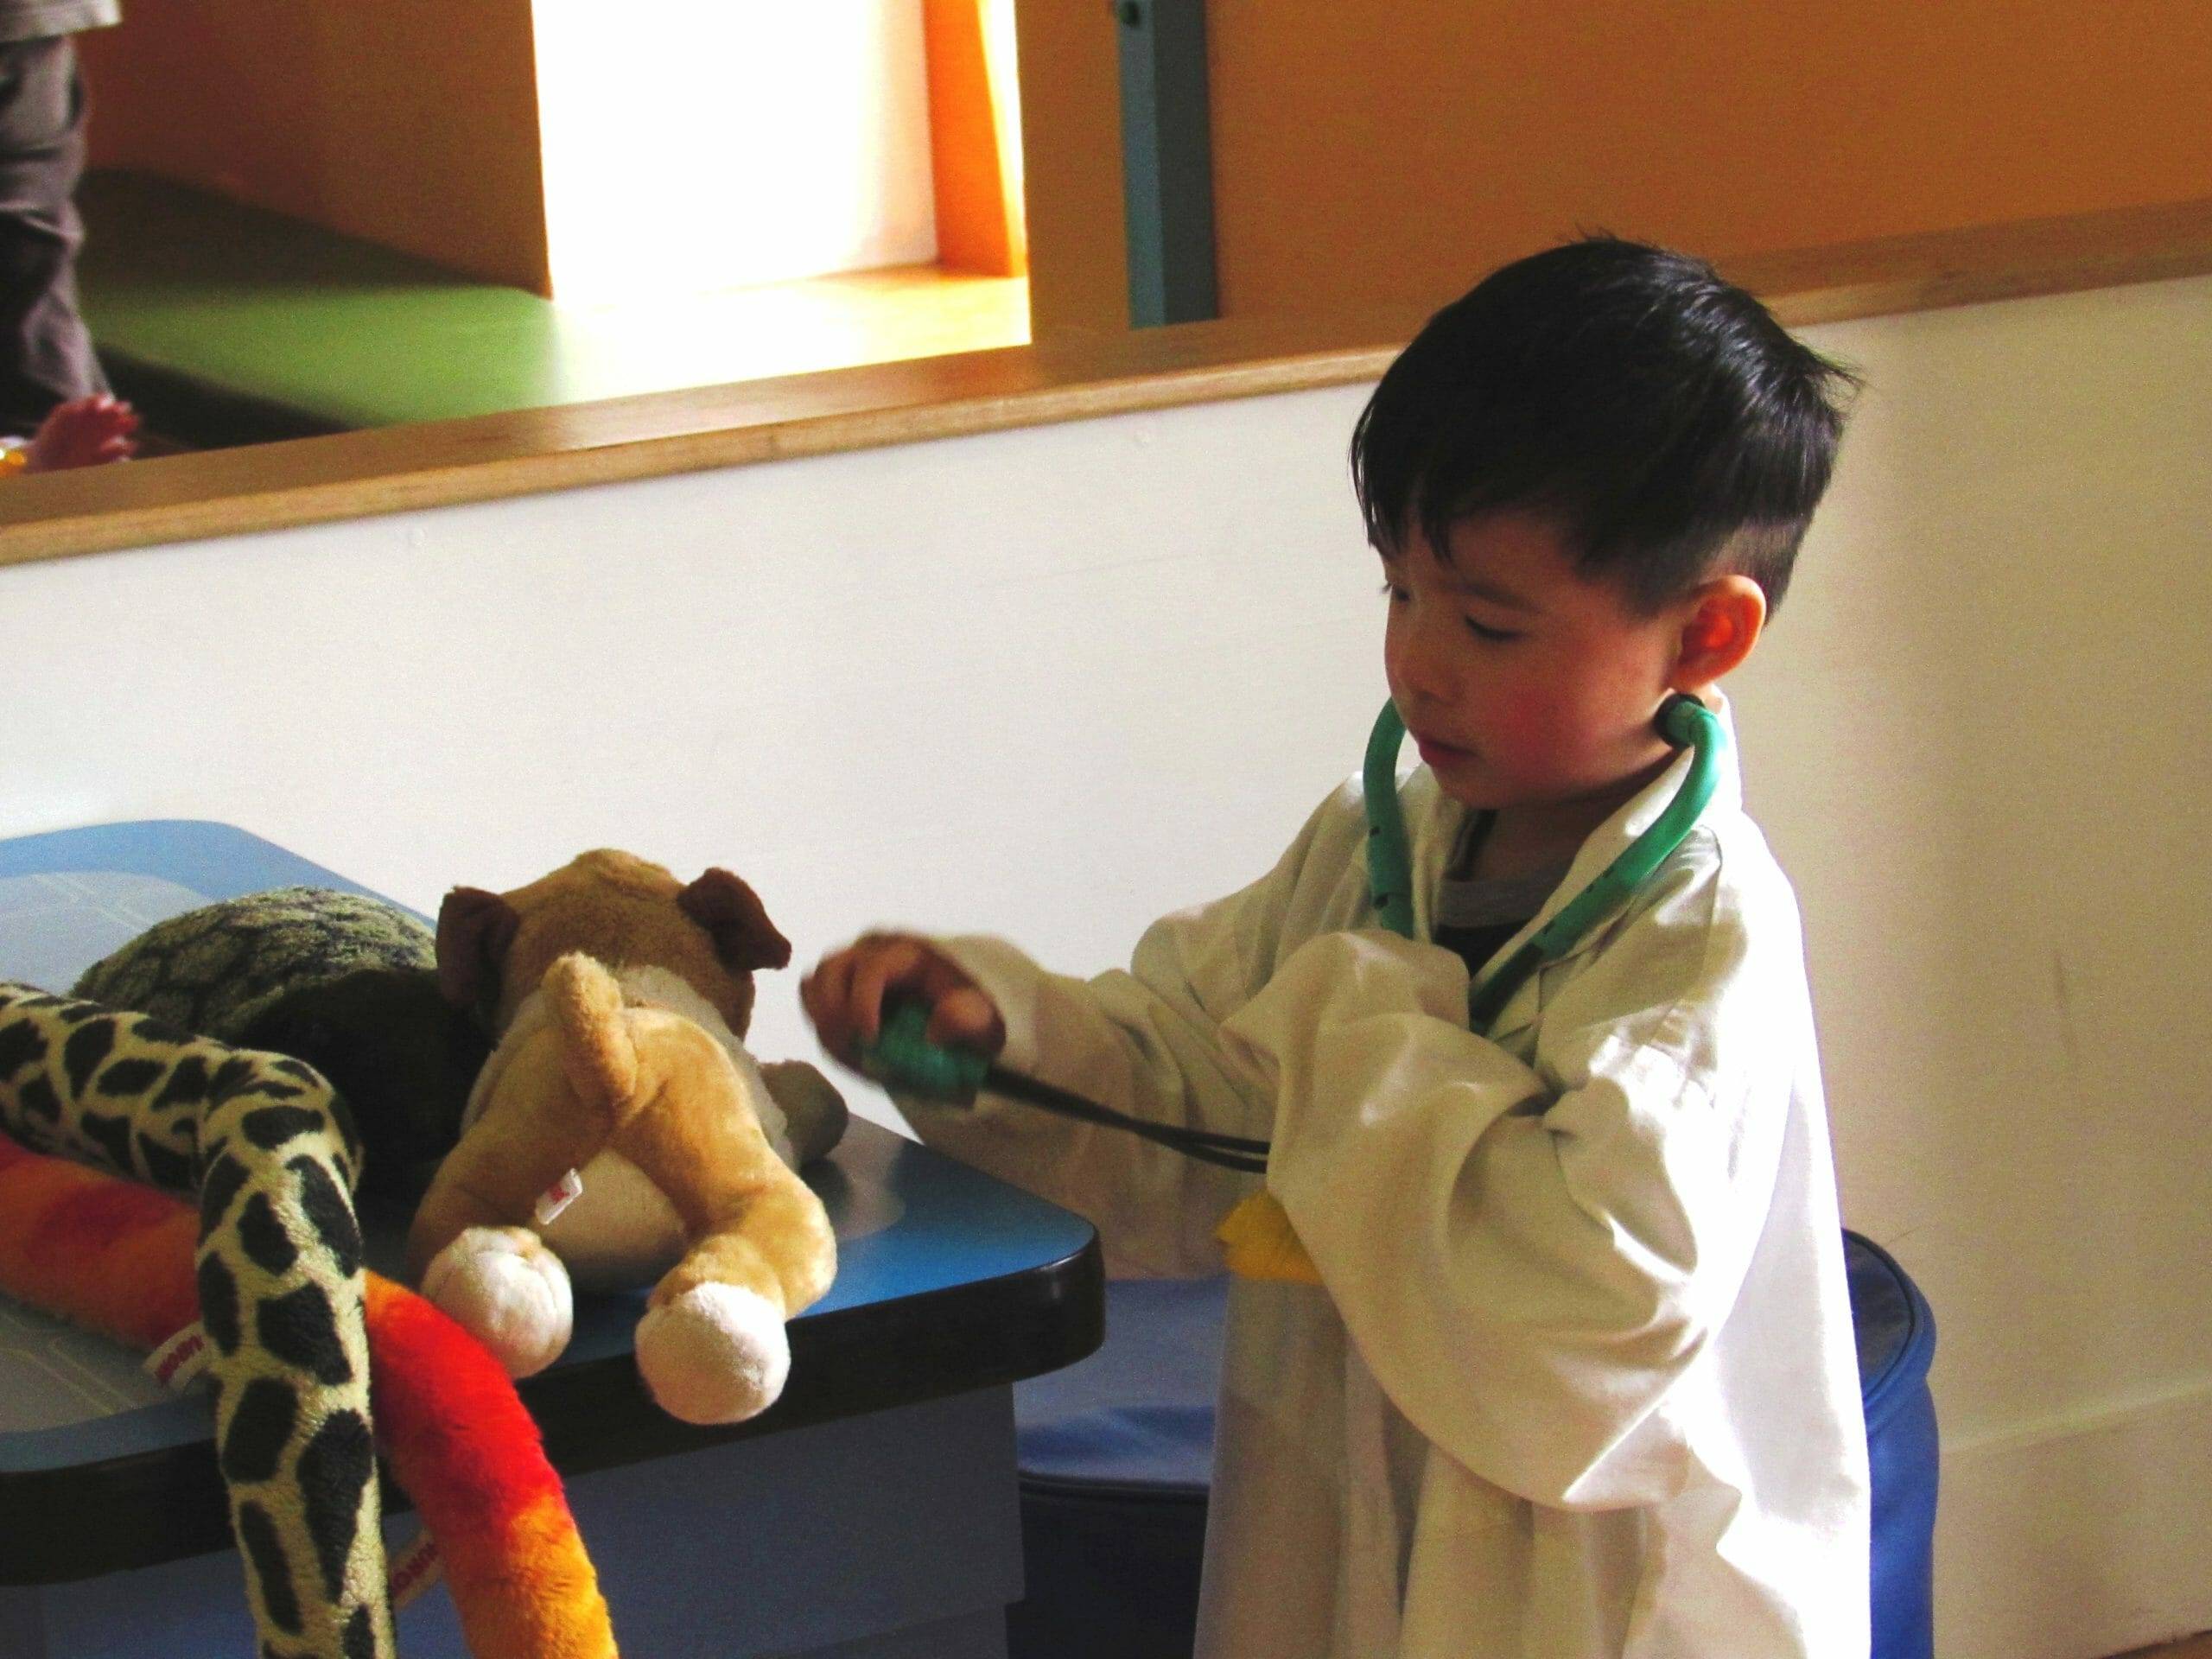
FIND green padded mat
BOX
[77,169,594,436]
[74,170,1030,448]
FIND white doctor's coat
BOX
[901,709,1872,1658]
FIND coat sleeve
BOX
[1227,849,1796,1509]
[888,797,1345,1277]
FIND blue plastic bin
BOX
[1847,1230,1941,1659]
[1009,1230,1936,1658]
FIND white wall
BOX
[5,273,2209,1659]
[534,1,938,302]
[1744,275,2212,1659]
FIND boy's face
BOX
[1380,512,1692,833]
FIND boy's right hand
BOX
[802,933,1006,1071]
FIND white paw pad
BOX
[420,1225,574,1378]
[635,1283,789,1425]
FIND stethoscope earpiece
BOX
[1653,692,1711,747]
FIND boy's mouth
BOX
[1409,728,1476,766]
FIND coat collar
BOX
[1399,692,1746,1038]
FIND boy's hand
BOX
[802,933,1006,1071]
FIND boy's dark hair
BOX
[1351,236,1859,613]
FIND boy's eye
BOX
[1380,579,1521,640]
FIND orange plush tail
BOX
[365,1276,616,1658]
[0,1131,201,1345]
[0,1128,619,1659]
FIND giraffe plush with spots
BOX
[0,979,393,1657]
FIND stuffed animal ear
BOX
[678,869,791,972]
[436,887,522,1008]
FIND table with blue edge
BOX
[0,822,1103,1659]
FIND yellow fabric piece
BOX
[1216,1191,1320,1285]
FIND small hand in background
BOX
[25,393,139,472]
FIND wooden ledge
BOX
[5,195,2209,569]
[1732,194,2212,327]
[0,313,1414,568]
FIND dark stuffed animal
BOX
[73,887,429,1034]
[232,967,489,1197]
[73,887,488,1193]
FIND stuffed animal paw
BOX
[636,1281,791,1425]
[419,1224,575,1378]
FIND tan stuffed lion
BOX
[407,850,843,1425]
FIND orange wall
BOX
[76,2,549,294]
[1020,0,2212,332]
[1014,0,1128,335]
[925,0,1027,277]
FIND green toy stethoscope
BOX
[858,693,1726,1173]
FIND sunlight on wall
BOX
[924,0,1029,275]
[984,0,1027,270]
[534,1,938,305]
[985,0,1024,215]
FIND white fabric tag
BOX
[145,1323,211,1391]
[389,1529,443,1609]
[535,1167,585,1226]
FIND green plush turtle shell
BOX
[72,887,434,1042]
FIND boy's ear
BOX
[1669,575,1766,693]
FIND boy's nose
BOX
[1390,624,1459,706]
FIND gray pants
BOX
[0,33,105,437]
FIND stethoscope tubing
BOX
[864,694,1724,1173]
[977,1066,1273,1172]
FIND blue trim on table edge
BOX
[0,820,410,915]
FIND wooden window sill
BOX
[3,194,2208,569]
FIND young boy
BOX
[804,237,1870,1657]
